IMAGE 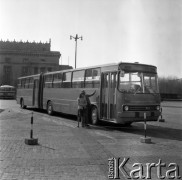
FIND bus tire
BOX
[124,122,132,127]
[91,106,99,125]
[47,101,54,115]
[20,99,26,109]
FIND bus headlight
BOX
[156,106,160,110]
[124,105,129,111]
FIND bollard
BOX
[31,113,33,138]
[25,112,38,145]
[159,107,165,122]
[77,111,80,128]
[140,112,151,143]
[144,113,146,138]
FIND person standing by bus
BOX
[82,90,96,127]
[77,91,87,127]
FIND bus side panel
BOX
[42,88,100,115]
[38,74,44,109]
[43,88,77,115]
[32,79,40,108]
[16,88,34,106]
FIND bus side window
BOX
[25,78,29,89]
[72,70,85,88]
[29,77,33,88]
[53,73,62,88]
[85,68,100,88]
[24,79,26,88]
[62,72,72,88]
[45,74,53,88]
[20,79,24,88]
[34,80,39,88]
[93,69,100,88]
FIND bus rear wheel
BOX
[124,122,132,127]
[47,101,53,115]
[91,106,99,125]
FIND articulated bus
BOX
[16,62,161,125]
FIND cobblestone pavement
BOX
[0,100,182,180]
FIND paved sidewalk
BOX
[0,101,182,179]
[0,109,109,180]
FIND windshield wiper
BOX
[134,86,142,95]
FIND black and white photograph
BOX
[0,0,181,179]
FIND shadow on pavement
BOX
[25,107,182,142]
[98,121,182,142]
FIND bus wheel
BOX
[91,106,98,125]
[47,101,53,115]
[124,122,132,127]
[20,99,26,109]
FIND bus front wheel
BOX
[91,106,99,125]
[47,101,53,115]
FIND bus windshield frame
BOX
[118,70,159,94]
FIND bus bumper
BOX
[117,111,161,124]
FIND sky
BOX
[0,0,181,78]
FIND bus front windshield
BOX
[119,71,159,94]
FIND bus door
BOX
[33,79,39,107]
[101,72,117,120]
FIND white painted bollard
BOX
[25,112,38,145]
[159,107,165,122]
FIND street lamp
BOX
[70,34,83,69]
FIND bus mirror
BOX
[120,70,125,77]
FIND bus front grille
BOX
[129,105,156,111]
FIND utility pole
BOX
[70,34,83,69]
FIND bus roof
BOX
[17,61,157,79]
[44,62,156,75]
[120,62,156,68]
[18,74,41,79]
[44,62,119,75]
[0,85,15,88]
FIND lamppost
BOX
[70,34,83,69]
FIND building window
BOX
[34,67,38,74]
[23,58,29,63]
[40,67,46,73]
[47,67,52,72]
[5,57,11,63]
[28,67,32,75]
[22,67,28,76]
[3,66,12,85]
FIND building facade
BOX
[0,40,72,86]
